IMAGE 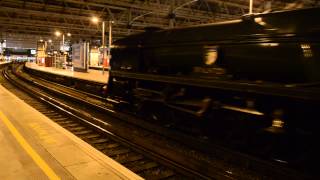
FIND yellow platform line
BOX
[0,111,60,180]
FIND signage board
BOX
[72,42,89,72]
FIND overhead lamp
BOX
[67,33,71,37]
[91,16,99,24]
[55,31,61,37]
[48,39,52,43]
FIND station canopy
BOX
[0,0,319,48]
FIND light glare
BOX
[92,17,99,24]
[55,31,61,36]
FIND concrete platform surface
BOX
[0,61,11,65]
[25,62,108,84]
[0,85,143,180]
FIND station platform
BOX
[0,61,10,65]
[25,62,108,84]
[0,85,142,180]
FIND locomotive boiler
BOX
[108,7,320,174]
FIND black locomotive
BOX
[108,7,320,175]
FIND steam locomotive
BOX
[108,7,320,173]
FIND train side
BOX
[108,7,320,174]
[111,8,320,83]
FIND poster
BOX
[72,42,89,72]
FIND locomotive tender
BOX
[108,7,320,172]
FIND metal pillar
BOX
[102,21,105,47]
[108,20,112,52]
[102,21,106,74]
[62,34,65,52]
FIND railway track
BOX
[1,65,199,179]
[2,63,218,179]
[1,63,312,179]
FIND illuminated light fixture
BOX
[48,39,52,43]
[39,39,43,42]
[254,17,262,23]
[301,44,311,49]
[67,33,71,37]
[91,16,99,24]
[254,17,266,26]
[272,118,284,128]
[55,31,61,37]
[301,43,313,58]
[205,49,218,65]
